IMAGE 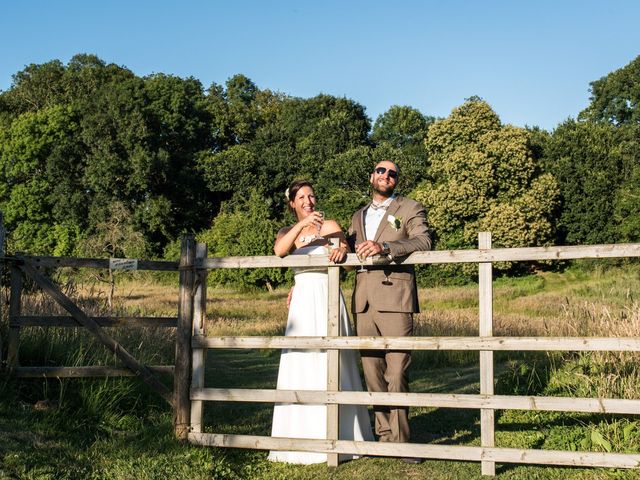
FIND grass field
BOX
[1,263,639,479]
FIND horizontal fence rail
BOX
[12,242,639,271]
[12,315,177,328]
[189,433,640,469]
[200,243,640,269]
[192,388,640,415]
[194,335,640,351]
[13,365,175,378]
[20,256,178,271]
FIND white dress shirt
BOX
[364,196,395,241]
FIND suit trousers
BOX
[355,307,413,443]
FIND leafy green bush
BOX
[198,189,288,290]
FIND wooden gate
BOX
[1,234,204,439]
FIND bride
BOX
[268,180,373,464]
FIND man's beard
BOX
[372,183,395,197]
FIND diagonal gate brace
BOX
[17,259,174,406]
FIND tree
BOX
[563,55,640,244]
[204,74,270,149]
[614,157,640,242]
[140,73,213,248]
[372,105,434,152]
[199,89,372,221]
[0,60,67,114]
[199,144,262,198]
[81,201,147,258]
[296,95,371,180]
[80,201,148,308]
[414,98,558,273]
[315,145,374,228]
[79,74,154,238]
[1,54,135,117]
[0,55,155,256]
[579,55,640,125]
[0,105,85,255]
[79,71,213,254]
[543,120,635,245]
[369,106,434,196]
[199,83,292,214]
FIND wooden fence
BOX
[2,228,640,475]
[187,234,640,475]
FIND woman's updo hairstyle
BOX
[284,180,315,212]
[285,180,315,209]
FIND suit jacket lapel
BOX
[373,198,401,243]
[359,204,369,242]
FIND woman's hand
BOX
[298,211,323,231]
[329,246,347,264]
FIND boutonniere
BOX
[387,214,402,231]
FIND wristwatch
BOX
[381,241,391,256]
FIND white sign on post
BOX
[109,258,139,271]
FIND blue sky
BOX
[2,0,639,131]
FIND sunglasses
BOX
[374,166,398,179]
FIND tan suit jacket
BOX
[347,196,431,314]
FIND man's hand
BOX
[354,240,384,258]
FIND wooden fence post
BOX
[175,235,196,439]
[326,265,340,467]
[190,242,208,434]
[479,232,495,476]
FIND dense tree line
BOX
[1,53,639,287]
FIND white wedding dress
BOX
[268,245,374,464]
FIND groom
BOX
[347,160,431,459]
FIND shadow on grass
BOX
[410,407,480,445]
